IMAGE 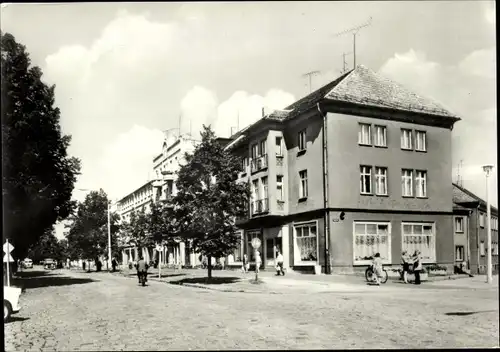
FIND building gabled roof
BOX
[452,183,498,214]
[324,65,459,118]
[227,65,460,142]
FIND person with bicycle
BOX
[371,252,383,285]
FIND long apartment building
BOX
[225,65,461,274]
[118,133,199,266]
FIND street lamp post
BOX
[482,164,494,284]
[107,202,112,272]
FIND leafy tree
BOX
[174,125,249,279]
[65,189,120,270]
[26,227,65,264]
[1,32,81,259]
[124,206,153,255]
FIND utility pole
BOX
[333,17,372,69]
[482,164,494,284]
[302,70,321,93]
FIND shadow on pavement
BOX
[172,277,241,285]
[445,310,497,316]
[157,273,185,279]
[12,274,98,290]
[13,270,52,279]
[5,316,30,324]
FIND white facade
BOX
[118,133,200,267]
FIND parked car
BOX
[43,258,56,270]
[4,286,22,322]
[22,258,33,269]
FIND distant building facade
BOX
[452,183,499,274]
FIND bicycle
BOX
[365,265,388,284]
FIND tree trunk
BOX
[207,255,212,279]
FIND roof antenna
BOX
[341,52,353,74]
[302,70,321,93]
[333,16,373,68]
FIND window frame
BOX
[358,123,372,146]
[479,213,485,228]
[415,170,427,198]
[293,220,319,266]
[374,166,388,196]
[415,130,427,152]
[455,217,464,233]
[230,230,244,264]
[275,136,283,156]
[276,175,284,202]
[251,143,259,160]
[259,139,267,156]
[298,129,307,152]
[260,176,268,200]
[374,125,387,147]
[401,169,414,197]
[455,245,465,261]
[360,165,373,195]
[352,221,392,265]
[401,222,436,263]
[480,241,485,256]
[401,128,413,150]
[299,170,308,199]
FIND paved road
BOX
[4,269,499,351]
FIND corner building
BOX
[225,65,461,274]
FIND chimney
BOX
[262,107,265,118]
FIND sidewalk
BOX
[106,266,497,294]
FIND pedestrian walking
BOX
[242,254,249,273]
[111,258,117,272]
[275,251,285,276]
[371,253,383,286]
[255,251,262,273]
[401,250,410,284]
[412,250,423,285]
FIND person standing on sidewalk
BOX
[242,254,249,273]
[255,251,262,274]
[401,250,410,284]
[275,251,285,276]
[412,250,423,285]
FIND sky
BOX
[1,2,496,238]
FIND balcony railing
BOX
[251,198,269,216]
[250,154,268,173]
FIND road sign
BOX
[3,253,14,263]
[251,237,261,249]
[3,240,14,253]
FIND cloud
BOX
[213,89,296,138]
[42,10,296,202]
[458,47,496,78]
[180,86,218,137]
[98,125,164,199]
[379,48,497,205]
[482,1,495,25]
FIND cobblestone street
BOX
[4,268,499,350]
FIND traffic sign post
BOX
[3,240,14,287]
[251,238,262,282]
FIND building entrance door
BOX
[266,237,282,267]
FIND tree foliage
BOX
[174,125,249,278]
[65,189,120,263]
[1,32,81,259]
[26,227,68,264]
